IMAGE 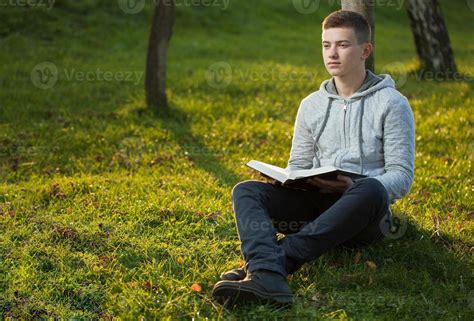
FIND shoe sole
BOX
[212,282,294,307]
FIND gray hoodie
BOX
[287,71,415,204]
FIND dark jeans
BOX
[232,177,391,278]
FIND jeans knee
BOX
[231,180,265,201]
[354,178,389,206]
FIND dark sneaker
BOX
[212,269,294,306]
[220,267,246,281]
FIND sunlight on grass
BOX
[0,0,473,319]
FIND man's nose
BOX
[328,46,338,58]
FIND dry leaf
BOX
[468,212,474,220]
[431,214,440,229]
[50,182,66,200]
[195,211,205,218]
[144,281,153,290]
[99,312,114,321]
[353,250,362,264]
[150,156,163,165]
[455,223,464,232]
[191,283,202,292]
[366,260,377,270]
[207,211,220,222]
[311,291,323,302]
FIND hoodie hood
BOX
[319,71,396,101]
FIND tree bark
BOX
[341,0,375,72]
[405,0,457,78]
[145,0,176,110]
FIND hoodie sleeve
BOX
[286,102,314,170]
[372,95,415,203]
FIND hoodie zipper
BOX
[343,100,347,147]
[334,100,348,168]
[341,100,348,167]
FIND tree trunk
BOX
[405,0,457,79]
[341,0,375,72]
[145,0,176,110]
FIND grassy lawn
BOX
[0,0,472,319]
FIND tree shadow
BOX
[148,103,242,189]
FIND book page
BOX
[288,166,338,180]
[246,160,290,183]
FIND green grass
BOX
[0,0,473,319]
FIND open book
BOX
[246,160,366,188]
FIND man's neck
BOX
[334,69,367,99]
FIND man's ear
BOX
[362,42,373,59]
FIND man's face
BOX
[322,27,371,78]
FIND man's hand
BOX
[305,174,353,193]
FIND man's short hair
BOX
[322,10,371,44]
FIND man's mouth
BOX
[327,62,341,69]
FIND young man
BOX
[212,10,415,306]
